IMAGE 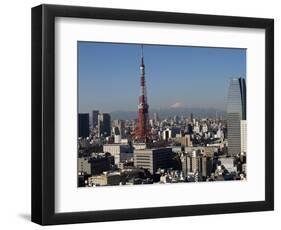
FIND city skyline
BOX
[77,42,247,187]
[78,42,246,114]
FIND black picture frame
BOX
[31,4,274,225]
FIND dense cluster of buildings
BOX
[78,46,247,187]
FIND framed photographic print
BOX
[31,4,274,225]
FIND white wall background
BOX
[0,0,279,229]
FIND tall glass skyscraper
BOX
[91,110,99,129]
[98,113,111,137]
[227,78,246,156]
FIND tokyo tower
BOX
[134,45,150,143]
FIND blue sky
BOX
[78,42,246,113]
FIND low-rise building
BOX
[103,144,131,165]
[133,143,147,150]
[78,157,91,175]
[89,153,114,175]
[181,134,192,147]
[219,157,237,173]
[134,147,174,174]
[88,172,121,186]
[181,152,213,179]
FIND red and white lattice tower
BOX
[134,45,150,142]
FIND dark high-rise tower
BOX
[134,45,150,142]
[227,77,246,156]
[78,113,89,138]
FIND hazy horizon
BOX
[78,106,226,115]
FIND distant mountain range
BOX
[110,107,226,120]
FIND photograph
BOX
[77,42,247,187]
[30,3,274,225]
